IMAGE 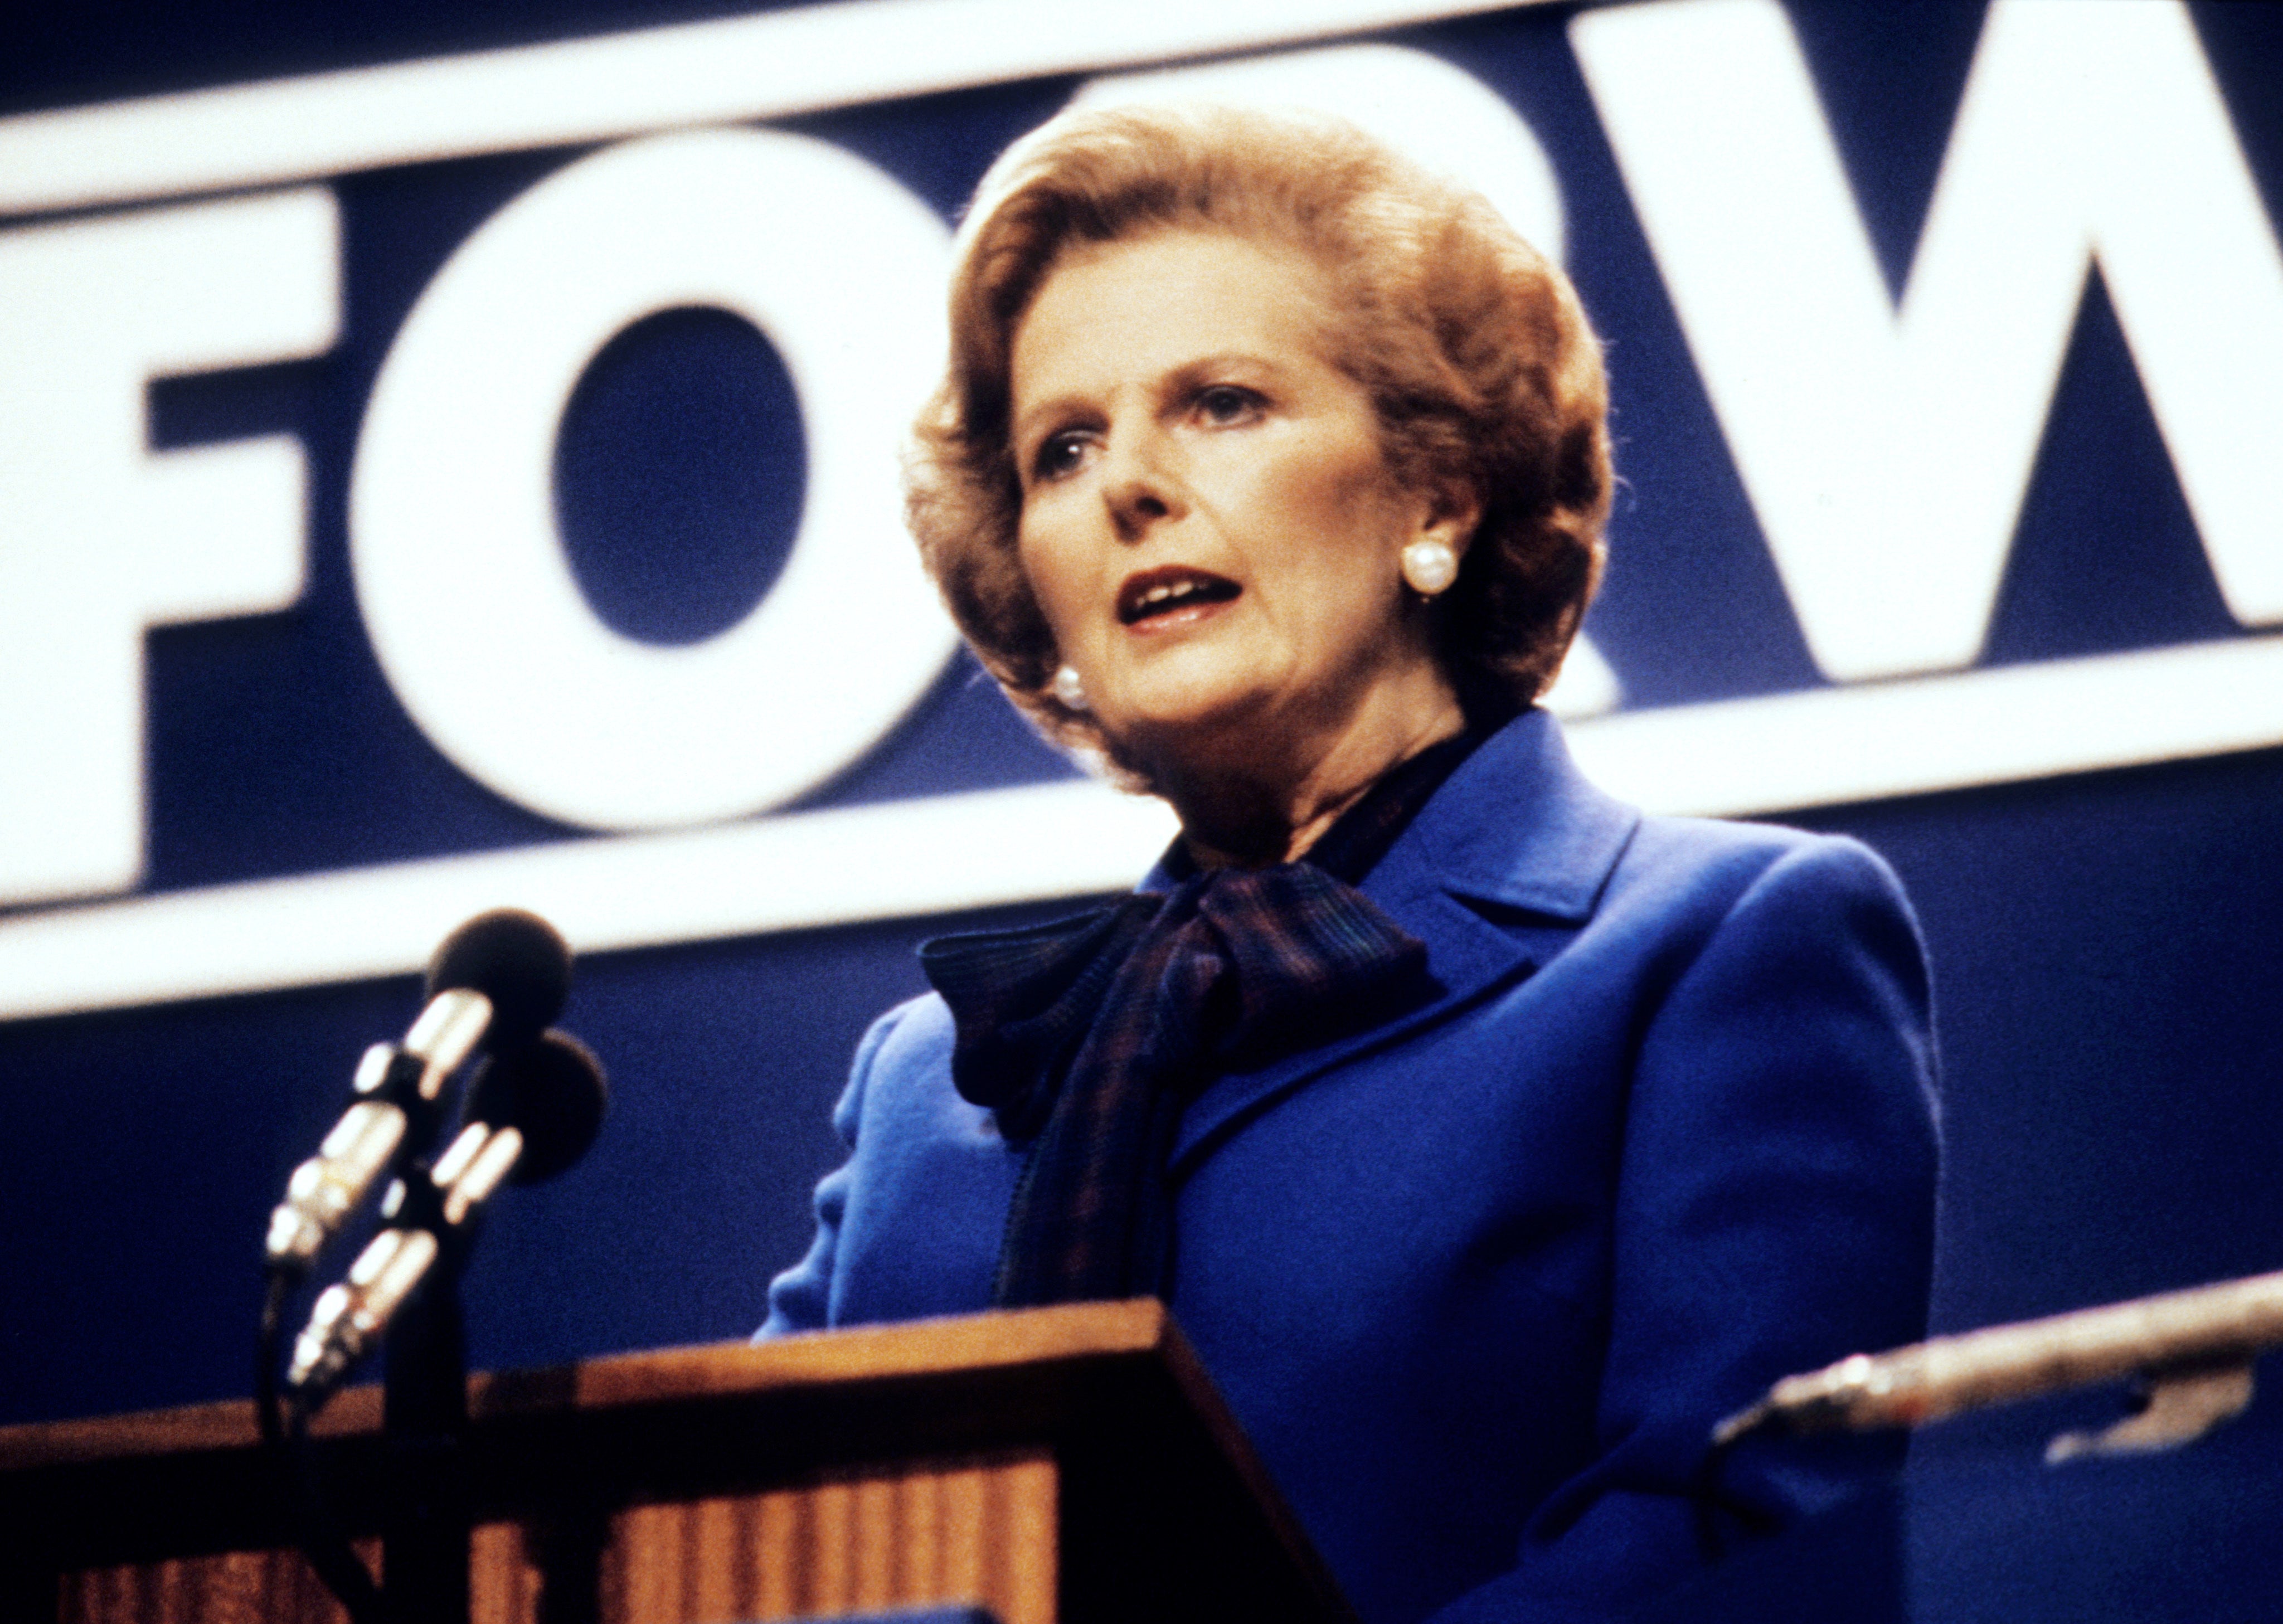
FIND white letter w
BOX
[1573,0,2283,682]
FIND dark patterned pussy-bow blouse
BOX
[920,727,1483,1306]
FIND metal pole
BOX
[382,1253,469,1624]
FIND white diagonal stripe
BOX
[0,0,1537,217]
[4,634,2281,1022]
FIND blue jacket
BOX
[764,708,1940,1624]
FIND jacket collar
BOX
[1167,708,1640,1173]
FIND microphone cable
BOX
[259,1260,390,1624]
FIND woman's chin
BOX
[1098,686,1281,779]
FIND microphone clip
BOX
[263,988,494,1276]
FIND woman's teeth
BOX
[1120,575,1240,624]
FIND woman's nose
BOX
[1100,428,1183,542]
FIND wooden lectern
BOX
[0,1301,1354,1624]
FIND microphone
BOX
[286,1030,606,1398]
[1714,1268,2283,1452]
[462,1028,610,1185]
[264,910,571,1273]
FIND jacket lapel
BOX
[1167,709,1641,1174]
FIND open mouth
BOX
[1117,567,1242,626]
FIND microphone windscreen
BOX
[463,1030,609,1185]
[426,910,571,1047]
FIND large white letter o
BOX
[351,128,955,830]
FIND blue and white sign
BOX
[3,3,2280,1493]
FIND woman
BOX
[765,103,1938,1624]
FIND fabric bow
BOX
[924,863,1429,1306]
[919,722,1485,1307]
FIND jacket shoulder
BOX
[1586,814,1930,1020]
[840,991,969,1131]
[861,991,958,1082]
[1614,812,1913,920]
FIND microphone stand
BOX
[267,1155,479,1624]
[379,1170,472,1624]
[267,1014,606,1624]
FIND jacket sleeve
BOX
[755,1003,908,1339]
[1432,834,1940,1623]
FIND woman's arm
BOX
[1435,834,1940,1622]
[755,1002,908,1338]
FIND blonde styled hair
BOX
[906,101,1611,767]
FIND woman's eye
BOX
[1031,431,1091,483]
[1196,385,1263,425]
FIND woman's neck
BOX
[1166,684,1467,869]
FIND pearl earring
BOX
[1051,664,1090,711]
[1401,539,1459,596]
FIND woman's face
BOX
[1009,228,1465,793]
